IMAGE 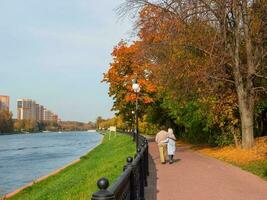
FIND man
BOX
[155,126,168,164]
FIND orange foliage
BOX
[196,137,267,164]
[103,40,157,114]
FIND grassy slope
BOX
[236,160,267,179]
[10,133,135,200]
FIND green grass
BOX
[10,133,135,200]
[237,160,267,180]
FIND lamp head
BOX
[132,83,140,93]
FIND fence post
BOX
[138,147,145,200]
[142,143,148,187]
[91,134,150,200]
[123,157,136,200]
[144,139,149,176]
[91,178,115,200]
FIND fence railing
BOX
[91,133,149,200]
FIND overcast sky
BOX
[0,0,134,122]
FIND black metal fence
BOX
[91,133,149,200]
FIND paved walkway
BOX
[145,142,267,200]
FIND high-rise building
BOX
[44,109,53,121]
[35,104,45,121]
[17,99,59,122]
[35,104,40,121]
[38,105,44,121]
[17,99,37,120]
[0,95,10,111]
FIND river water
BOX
[0,131,102,196]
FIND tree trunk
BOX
[239,99,254,149]
[234,72,254,149]
[240,0,255,149]
[234,63,254,149]
[231,5,254,149]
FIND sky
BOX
[0,0,134,122]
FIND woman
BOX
[161,128,176,164]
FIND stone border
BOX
[1,134,104,200]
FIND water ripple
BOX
[0,131,101,196]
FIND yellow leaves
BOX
[197,136,267,165]
[232,119,239,126]
[198,92,239,131]
[98,115,126,130]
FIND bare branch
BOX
[252,87,267,93]
[254,73,267,80]
[255,51,267,70]
[208,75,235,84]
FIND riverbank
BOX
[3,134,103,199]
[3,133,135,200]
[0,131,101,196]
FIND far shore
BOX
[0,130,97,136]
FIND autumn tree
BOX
[103,41,157,122]
[96,116,104,129]
[132,4,238,144]
[0,110,13,133]
[120,0,267,149]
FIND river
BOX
[0,131,102,196]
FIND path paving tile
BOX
[145,142,267,200]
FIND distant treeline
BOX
[0,110,96,134]
[0,110,13,133]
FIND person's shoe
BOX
[161,161,166,164]
[169,160,173,164]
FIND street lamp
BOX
[131,110,135,142]
[132,80,140,150]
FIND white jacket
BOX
[162,137,176,155]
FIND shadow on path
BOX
[145,154,157,200]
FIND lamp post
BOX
[132,80,140,150]
[131,110,135,142]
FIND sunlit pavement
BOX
[145,142,267,200]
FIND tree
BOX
[0,110,13,133]
[120,0,267,149]
[103,41,157,121]
[96,116,104,129]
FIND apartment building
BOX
[38,105,44,121]
[34,104,45,121]
[17,99,59,122]
[44,110,57,121]
[17,99,37,120]
[43,109,52,121]
[0,95,10,111]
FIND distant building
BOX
[0,95,10,111]
[52,114,58,122]
[39,105,44,121]
[17,98,59,122]
[35,104,45,121]
[35,104,40,121]
[44,109,53,121]
[17,99,37,120]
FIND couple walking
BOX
[155,127,176,164]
